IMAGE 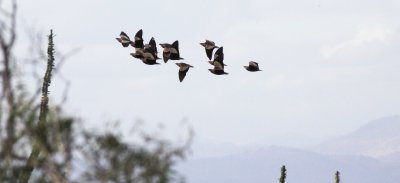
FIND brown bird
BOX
[130,38,159,65]
[208,47,226,67]
[208,61,228,75]
[200,39,219,60]
[132,29,144,50]
[244,61,261,72]
[160,40,183,63]
[130,29,145,59]
[140,52,160,65]
[176,63,193,82]
[144,37,160,60]
[116,31,132,47]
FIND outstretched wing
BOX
[172,40,179,54]
[179,68,189,82]
[117,32,131,47]
[213,47,223,61]
[134,29,144,49]
[206,48,213,60]
[149,37,158,53]
[163,52,170,63]
[134,29,143,40]
[213,47,224,68]
[170,40,182,60]
[120,31,130,40]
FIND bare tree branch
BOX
[19,29,55,183]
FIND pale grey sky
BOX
[16,0,400,146]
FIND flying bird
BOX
[160,40,183,63]
[130,29,145,59]
[132,29,144,50]
[140,52,160,65]
[176,62,193,82]
[200,40,219,60]
[116,31,132,47]
[244,61,261,72]
[208,61,228,75]
[144,37,160,60]
[134,38,161,65]
[208,47,226,67]
[159,43,172,63]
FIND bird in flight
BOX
[208,47,226,67]
[137,37,160,65]
[131,29,145,59]
[160,40,183,63]
[116,31,132,47]
[209,61,228,75]
[200,39,219,60]
[176,62,193,82]
[244,61,261,72]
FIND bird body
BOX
[141,52,160,65]
[209,61,228,75]
[130,50,144,59]
[244,61,261,72]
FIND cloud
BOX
[321,24,396,59]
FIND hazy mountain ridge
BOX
[179,115,400,183]
[314,115,400,157]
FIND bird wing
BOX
[163,52,170,63]
[179,68,189,82]
[149,37,158,53]
[172,41,180,54]
[206,48,213,60]
[134,29,143,40]
[205,39,215,46]
[179,64,192,71]
[213,47,223,60]
[133,29,144,48]
[120,31,130,40]
[122,42,130,47]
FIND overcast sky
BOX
[16,0,400,146]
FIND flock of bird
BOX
[116,29,261,82]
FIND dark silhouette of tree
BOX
[279,165,286,183]
[335,171,340,183]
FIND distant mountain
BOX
[190,141,255,159]
[314,115,400,158]
[178,146,399,183]
[178,115,400,183]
